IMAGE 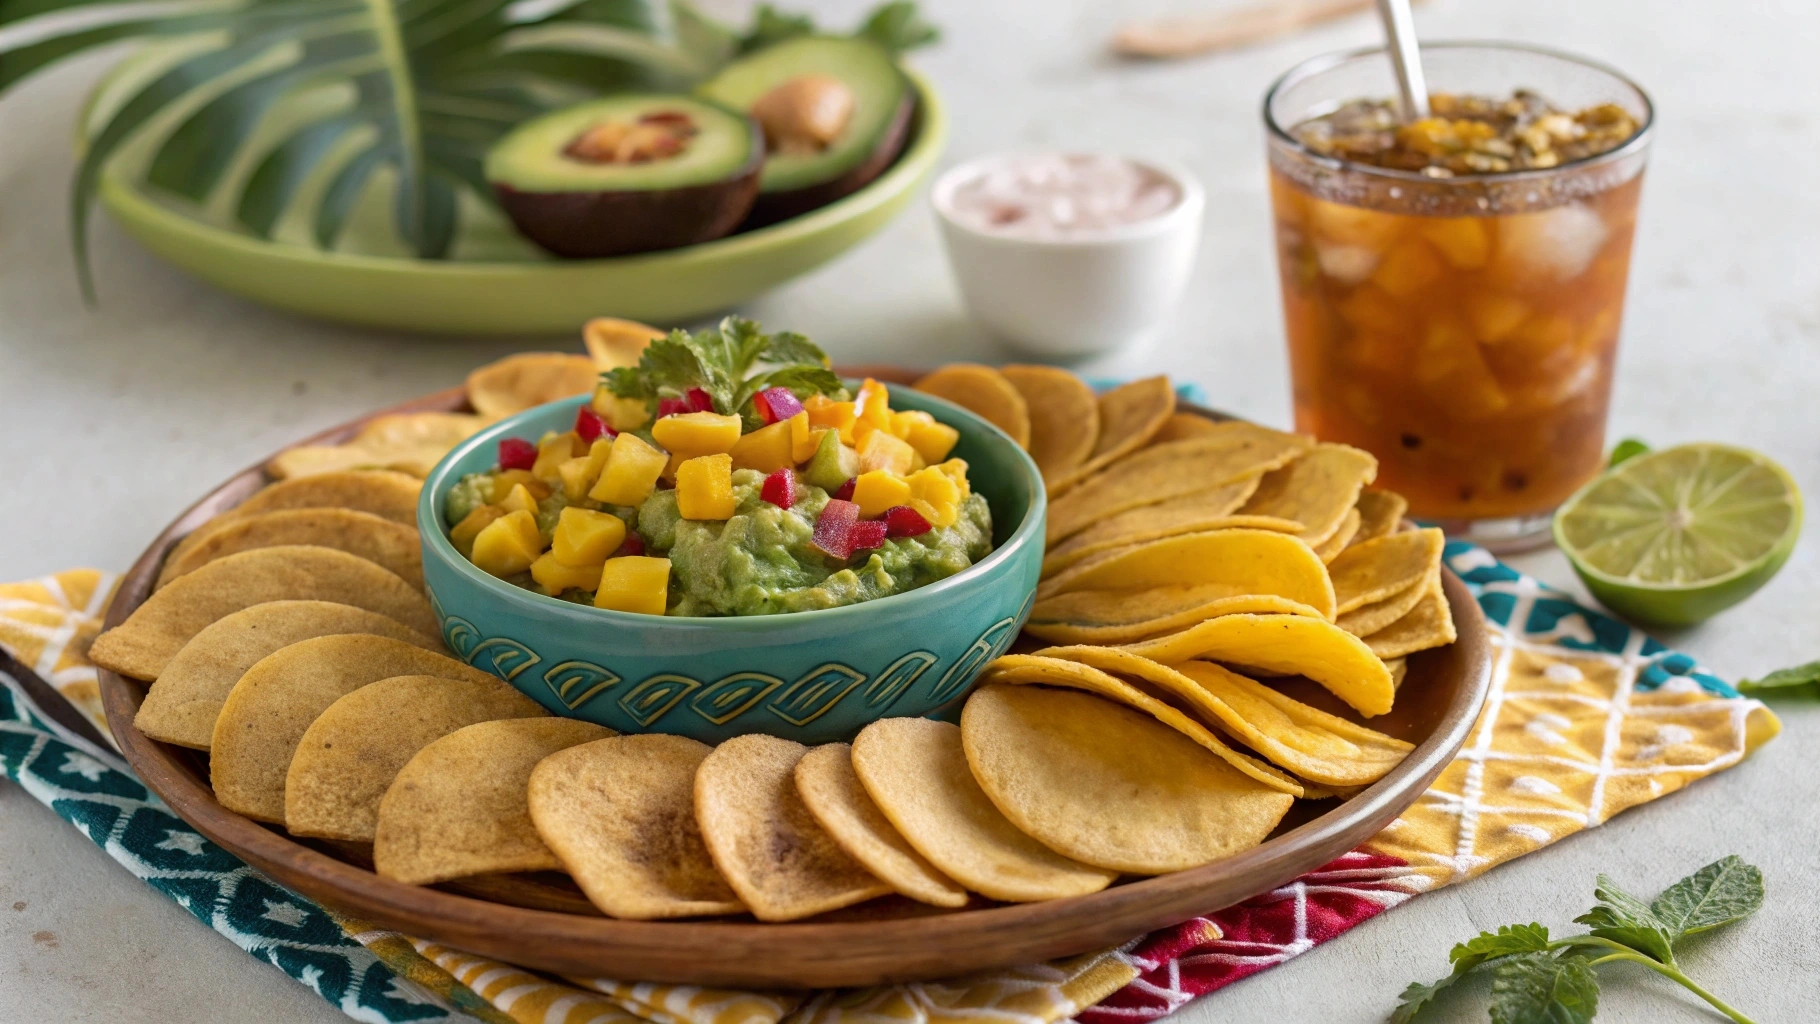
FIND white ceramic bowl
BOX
[932,153,1204,358]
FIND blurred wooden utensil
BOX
[1114,0,1403,59]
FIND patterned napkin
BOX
[0,542,1778,1024]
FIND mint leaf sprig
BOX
[1738,660,1820,698]
[602,316,847,428]
[1393,855,1764,1024]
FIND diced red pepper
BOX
[574,407,615,443]
[656,396,690,418]
[498,437,537,471]
[752,386,805,425]
[811,499,860,559]
[761,467,796,508]
[832,477,856,502]
[849,519,888,551]
[615,533,645,557]
[685,387,715,413]
[883,505,933,537]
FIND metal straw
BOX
[1373,0,1429,120]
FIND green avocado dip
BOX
[445,318,994,617]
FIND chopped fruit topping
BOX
[884,505,933,537]
[591,387,651,432]
[832,477,857,502]
[685,387,715,413]
[761,468,797,508]
[594,556,671,615]
[752,386,805,424]
[907,466,961,527]
[852,470,912,519]
[804,394,857,443]
[802,428,860,491]
[811,499,861,559]
[558,439,614,501]
[789,414,818,463]
[854,378,892,431]
[657,396,691,418]
[498,437,537,472]
[589,432,669,506]
[751,74,855,156]
[551,506,626,567]
[676,453,737,520]
[729,417,795,473]
[531,552,603,594]
[616,533,645,557]
[574,407,615,443]
[470,509,545,577]
[498,482,540,516]
[532,430,585,481]
[857,429,917,475]
[449,505,506,558]
[651,411,742,465]
[849,519,888,551]
[902,416,960,464]
[936,458,972,497]
[487,469,545,504]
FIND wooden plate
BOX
[98,384,1493,989]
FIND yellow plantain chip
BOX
[583,317,666,370]
[794,744,968,908]
[1311,508,1361,563]
[1148,412,1223,445]
[209,635,496,824]
[1049,376,1177,493]
[1120,613,1397,717]
[1330,527,1446,614]
[268,413,489,479]
[1046,423,1311,543]
[467,352,599,418]
[1035,647,1412,787]
[850,717,1115,902]
[168,470,422,567]
[1026,590,1325,645]
[695,734,892,922]
[999,364,1100,486]
[1238,443,1378,548]
[156,508,422,591]
[374,718,614,885]
[1353,488,1409,543]
[1040,476,1281,576]
[1364,579,1457,659]
[286,674,546,841]
[528,734,745,919]
[961,684,1295,874]
[1036,529,1337,619]
[134,600,440,751]
[1338,569,1437,638]
[913,364,1031,448]
[980,655,1301,795]
[90,546,438,682]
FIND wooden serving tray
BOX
[97,380,1494,989]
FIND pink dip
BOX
[943,154,1182,239]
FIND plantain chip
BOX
[1040,476,1284,576]
[912,364,1031,448]
[156,509,422,590]
[467,352,599,418]
[268,413,489,479]
[1035,529,1336,619]
[1048,376,1176,492]
[999,364,1100,486]
[1329,527,1446,614]
[1238,443,1378,549]
[1338,568,1437,638]
[1310,507,1361,563]
[1120,613,1397,717]
[1353,488,1409,543]
[794,743,968,908]
[1363,579,1457,659]
[583,317,666,370]
[1026,590,1325,645]
[1148,412,1223,445]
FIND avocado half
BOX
[697,37,914,227]
[486,94,763,259]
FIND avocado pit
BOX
[750,75,855,156]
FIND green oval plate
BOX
[82,56,945,335]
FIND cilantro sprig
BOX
[601,317,847,428]
[1393,856,1764,1024]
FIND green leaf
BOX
[1488,953,1599,1024]
[1391,924,1552,1023]
[1608,438,1649,467]
[314,142,385,249]
[735,365,845,428]
[605,329,736,412]
[735,3,816,53]
[760,330,831,368]
[1738,660,1820,697]
[1574,874,1677,964]
[236,112,361,237]
[856,1,939,53]
[1650,855,1764,941]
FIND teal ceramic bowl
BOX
[418,386,1044,744]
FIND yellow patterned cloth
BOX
[0,565,1778,1024]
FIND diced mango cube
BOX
[789,413,817,463]
[907,467,961,527]
[729,418,795,473]
[1370,239,1444,298]
[487,469,543,504]
[551,506,626,567]
[805,395,857,443]
[530,551,603,594]
[857,429,917,475]
[591,385,650,432]
[852,470,912,519]
[594,556,671,615]
[1418,216,1490,269]
[449,505,506,558]
[676,453,736,520]
[470,509,545,577]
[935,458,972,498]
[589,432,668,506]
[854,378,892,434]
[889,409,931,439]
[652,411,742,460]
[532,430,585,481]
[902,416,960,465]
[557,438,615,502]
[498,482,539,516]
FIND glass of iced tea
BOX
[1264,44,1652,550]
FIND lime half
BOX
[1554,443,1802,626]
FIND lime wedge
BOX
[1554,443,1802,626]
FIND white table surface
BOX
[3,0,1816,1020]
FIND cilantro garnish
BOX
[601,316,847,428]
[1392,856,1764,1024]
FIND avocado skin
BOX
[494,121,765,259]
[742,91,916,228]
